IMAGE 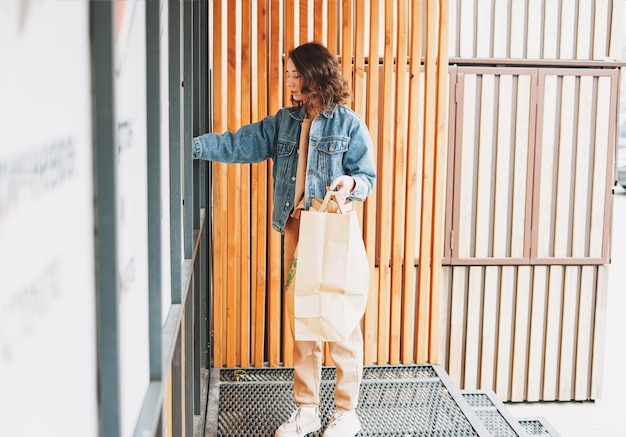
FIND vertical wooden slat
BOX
[495,266,515,400]
[463,267,482,389]
[240,0,252,369]
[444,67,457,265]
[267,0,282,367]
[608,0,623,59]
[313,0,324,43]
[299,0,308,45]
[285,0,295,55]
[215,161,229,366]
[226,0,240,368]
[543,0,558,59]
[475,75,495,258]
[493,75,512,258]
[509,0,525,58]
[212,0,226,368]
[511,266,531,401]
[448,0,459,58]
[572,76,592,259]
[575,265,595,400]
[560,0,576,59]
[593,0,610,60]
[512,74,532,259]
[492,0,509,58]
[559,265,580,400]
[480,266,498,391]
[543,265,563,401]
[576,0,593,59]
[438,268,451,366]
[602,72,617,263]
[341,0,352,81]
[353,0,366,116]
[526,0,542,59]
[252,0,269,368]
[457,74,475,260]
[590,76,611,258]
[527,266,548,402]
[553,76,575,259]
[376,0,395,365]
[363,0,380,366]
[327,0,339,55]
[591,265,609,399]
[475,0,491,57]
[390,0,408,365]
[429,0,449,363]
[448,267,467,387]
[402,0,423,364]
[458,0,474,58]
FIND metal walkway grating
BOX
[517,419,561,436]
[208,365,494,437]
[460,391,561,437]
[461,392,524,437]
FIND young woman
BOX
[193,42,376,437]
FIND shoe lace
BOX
[287,408,305,433]
[326,411,345,429]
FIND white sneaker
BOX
[275,406,322,437]
[322,410,361,436]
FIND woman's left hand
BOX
[328,175,355,198]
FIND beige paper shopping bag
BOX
[292,191,370,341]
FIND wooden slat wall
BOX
[451,68,618,266]
[440,264,609,402]
[208,1,619,404]
[209,0,449,368]
[444,66,617,401]
[449,0,622,60]
[451,68,537,264]
[533,69,618,264]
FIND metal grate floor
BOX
[209,365,493,437]
[518,419,560,436]
[461,392,525,437]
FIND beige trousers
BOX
[283,216,364,412]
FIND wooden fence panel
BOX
[440,264,608,402]
[209,0,448,369]
[533,69,618,264]
[452,68,536,264]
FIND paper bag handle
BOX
[319,190,350,214]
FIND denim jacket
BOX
[192,103,376,233]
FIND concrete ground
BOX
[506,185,626,436]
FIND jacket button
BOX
[285,202,290,207]
[291,176,296,181]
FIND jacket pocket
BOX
[316,137,349,176]
[276,139,297,178]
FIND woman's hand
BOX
[328,175,355,198]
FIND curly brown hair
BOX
[287,42,351,117]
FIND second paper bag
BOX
[293,198,369,342]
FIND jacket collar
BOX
[289,103,337,121]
